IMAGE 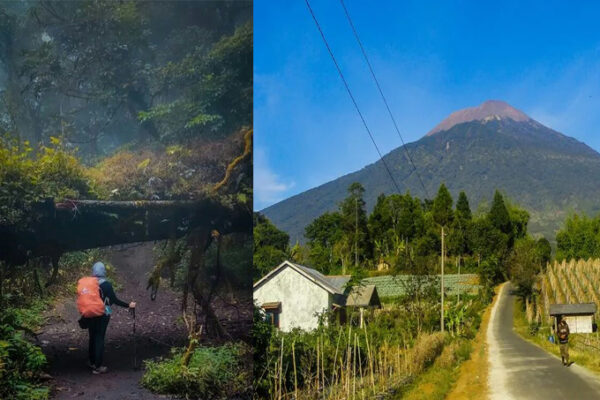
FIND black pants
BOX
[87,314,110,368]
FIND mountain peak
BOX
[426,100,531,136]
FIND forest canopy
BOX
[0,0,251,156]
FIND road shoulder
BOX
[446,283,504,400]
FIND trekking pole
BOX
[130,307,138,370]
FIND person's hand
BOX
[129,301,136,309]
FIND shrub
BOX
[142,342,250,399]
[0,307,49,400]
[454,339,472,362]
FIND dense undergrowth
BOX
[0,303,49,400]
[142,342,251,399]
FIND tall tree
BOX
[432,183,453,227]
[368,194,392,260]
[339,182,371,268]
[489,190,512,235]
[536,237,552,269]
[253,213,289,279]
[455,191,472,221]
[305,211,343,273]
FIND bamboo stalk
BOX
[279,337,284,400]
[292,341,298,400]
[363,322,375,391]
[353,332,356,399]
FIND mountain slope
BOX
[262,101,600,243]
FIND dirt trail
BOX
[39,242,187,400]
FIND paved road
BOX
[488,283,600,400]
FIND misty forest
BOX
[0,2,252,400]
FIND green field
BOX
[362,274,480,299]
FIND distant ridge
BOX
[426,100,531,136]
[262,100,600,243]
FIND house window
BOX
[262,302,281,328]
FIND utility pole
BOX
[441,225,445,333]
[355,196,358,268]
[457,255,461,303]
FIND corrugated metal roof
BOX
[362,274,480,298]
[326,275,352,292]
[253,260,350,295]
[292,263,350,294]
[345,285,381,307]
[549,303,597,316]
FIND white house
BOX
[253,260,350,332]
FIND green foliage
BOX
[536,237,552,267]
[339,182,371,268]
[141,21,252,143]
[305,212,343,274]
[256,183,536,291]
[489,191,512,236]
[0,307,49,400]
[455,191,472,221]
[432,183,454,227]
[253,213,289,279]
[0,137,93,226]
[142,343,250,399]
[509,237,544,299]
[556,213,600,261]
[2,1,251,154]
[252,306,274,396]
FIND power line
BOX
[339,0,430,199]
[304,0,403,194]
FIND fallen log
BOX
[0,196,251,265]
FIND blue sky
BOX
[254,1,600,210]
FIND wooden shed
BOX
[345,284,381,327]
[549,303,597,333]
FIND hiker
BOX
[79,262,136,374]
[557,316,570,366]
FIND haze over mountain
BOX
[262,100,600,243]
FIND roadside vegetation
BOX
[253,293,483,400]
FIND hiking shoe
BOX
[87,361,95,369]
[92,366,108,374]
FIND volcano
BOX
[261,100,600,242]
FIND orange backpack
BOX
[77,277,105,317]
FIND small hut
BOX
[549,303,597,333]
[345,284,381,327]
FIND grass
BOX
[398,344,464,400]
